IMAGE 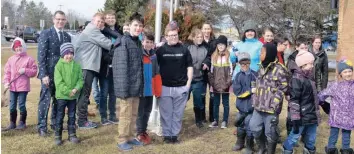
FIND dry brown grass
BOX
[1,48,353,154]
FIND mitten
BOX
[320,101,330,114]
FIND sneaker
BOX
[137,132,151,145]
[38,129,48,137]
[78,121,98,129]
[209,121,218,128]
[127,138,144,146]
[221,121,227,129]
[69,135,80,144]
[101,119,112,126]
[117,142,133,151]
[108,117,119,125]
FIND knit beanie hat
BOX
[12,40,22,50]
[295,50,315,67]
[262,43,277,68]
[338,59,353,74]
[60,43,74,57]
[216,35,228,46]
[238,52,251,62]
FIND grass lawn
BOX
[1,48,352,154]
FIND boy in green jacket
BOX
[54,43,83,146]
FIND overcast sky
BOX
[14,0,105,19]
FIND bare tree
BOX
[221,0,331,41]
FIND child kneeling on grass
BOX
[3,37,38,131]
[53,43,83,145]
[232,52,257,153]
[282,50,319,154]
[318,59,354,154]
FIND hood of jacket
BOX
[11,37,27,53]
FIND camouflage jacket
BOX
[253,61,289,114]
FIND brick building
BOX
[337,0,354,63]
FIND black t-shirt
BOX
[156,43,193,87]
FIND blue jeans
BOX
[189,81,206,110]
[213,93,229,123]
[283,124,317,151]
[92,77,100,106]
[9,91,28,113]
[328,127,352,149]
[98,74,117,120]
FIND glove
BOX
[292,120,301,134]
[320,101,330,115]
[251,88,256,94]
[18,68,25,75]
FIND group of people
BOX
[2,9,353,154]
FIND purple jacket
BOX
[253,62,289,114]
[318,81,354,130]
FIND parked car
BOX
[20,26,40,43]
[3,25,39,43]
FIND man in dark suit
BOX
[37,10,71,137]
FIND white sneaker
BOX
[209,121,218,128]
[221,121,227,129]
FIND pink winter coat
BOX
[3,38,38,92]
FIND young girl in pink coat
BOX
[3,37,38,131]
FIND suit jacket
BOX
[37,26,71,87]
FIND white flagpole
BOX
[148,0,163,136]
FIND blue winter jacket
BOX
[233,69,258,113]
[230,38,263,80]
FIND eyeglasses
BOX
[55,18,66,21]
[167,34,178,38]
[240,62,250,66]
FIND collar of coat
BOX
[258,60,287,77]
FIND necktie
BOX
[59,31,64,44]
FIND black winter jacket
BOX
[289,70,321,125]
[112,33,144,98]
[309,48,329,92]
[100,24,123,78]
[201,38,217,83]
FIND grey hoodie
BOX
[74,23,112,73]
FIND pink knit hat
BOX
[295,50,315,67]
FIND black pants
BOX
[77,70,96,125]
[136,96,153,135]
[55,99,77,137]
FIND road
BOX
[1,35,38,47]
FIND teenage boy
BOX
[112,12,145,151]
[156,21,193,144]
